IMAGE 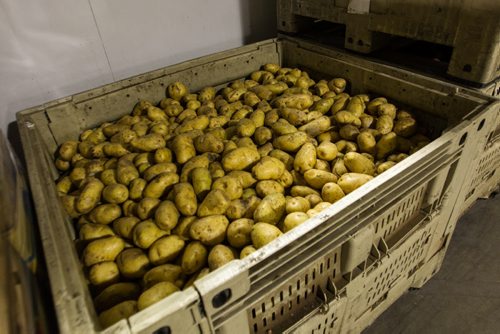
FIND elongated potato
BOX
[79,223,115,241]
[99,301,138,328]
[89,204,122,225]
[76,178,104,214]
[377,161,397,174]
[181,241,208,275]
[286,196,310,213]
[343,152,376,176]
[171,183,197,216]
[272,94,314,110]
[130,133,166,152]
[189,215,230,246]
[83,236,125,267]
[102,183,129,204]
[337,173,374,194]
[290,185,320,197]
[251,222,283,249]
[294,143,317,173]
[303,169,338,189]
[376,115,394,135]
[226,196,260,220]
[172,134,196,164]
[59,141,79,161]
[143,172,179,199]
[273,131,308,152]
[172,216,197,240]
[143,264,184,289]
[138,282,179,311]
[376,132,398,160]
[149,235,185,265]
[136,197,161,220]
[221,147,260,171]
[299,116,331,137]
[94,282,141,313]
[283,212,309,232]
[116,160,139,186]
[253,193,286,225]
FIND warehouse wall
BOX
[0,0,277,138]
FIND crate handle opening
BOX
[212,288,232,308]
[152,326,171,334]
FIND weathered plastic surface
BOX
[17,38,499,333]
[278,0,500,85]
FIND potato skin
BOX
[148,235,185,265]
[99,301,138,328]
[294,143,317,173]
[337,173,374,194]
[76,178,104,214]
[208,245,235,271]
[181,241,208,275]
[116,248,150,279]
[189,215,230,246]
[252,156,285,180]
[83,236,125,267]
[251,222,283,249]
[143,264,184,289]
[222,147,260,171]
[343,152,376,176]
[94,282,141,313]
[137,281,180,311]
[253,193,286,225]
[89,261,120,287]
[89,204,122,225]
[173,183,197,216]
[143,172,179,199]
[283,212,309,232]
[154,200,179,232]
[227,218,254,248]
[197,189,230,217]
[133,220,167,249]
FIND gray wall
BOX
[0,0,277,136]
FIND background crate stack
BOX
[277,0,500,89]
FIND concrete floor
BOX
[365,194,500,334]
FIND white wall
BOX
[0,0,276,138]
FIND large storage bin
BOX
[277,0,500,86]
[17,38,498,333]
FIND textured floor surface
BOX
[364,194,500,334]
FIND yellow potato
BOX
[376,132,398,160]
[357,131,377,155]
[377,103,397,119]
[279,107,308,126]
[189,215,230,246]
[148,235,185,265]
[334,111,360,125]
[305,193,323,208]
[83,236,125,267]
[172,216,197,240]
[377,161,397,174]
[212,176,243,200]
[143,172,179,199]
[253,193,286,225]
[315,159,330,172]
[143,264,184,289]
[167,81,189,101]
[227,171,257,189]
[337,173,374,194]
[273,93,314,110]
[171,134,196,164]
[128,178,146,201]
[194,133,224,154]
[136,197,161,220]
[251,222,283,249]
[190,167,212,200]
[226,196,260,220]
[113,217,140,239]
[181,241,208,275]
[343,152,375,176]
[198,86,216,102]
[394,118,417,137]
[256,180,285,197]
[94,282,141,313]
[170,183,197,216]
[179,153,213,182]
[269,149,294,170]
[294,143,317,173]
[102,183,129,204]
[137,282,179,311]
[209,161,225,179]
[221,147,260,171]
[56,176,72,194]
[116,248,150,279]
[116,160,139,186]
[89,261,120,287]
[285,196,311,213]
[366,97,387,114]
[339,124,360,141]
[130,134,166,152]
[100,169,117,186]
[376,115,394,135]
[240,245,257,259]
[226,218,254,248]
[328,78,346,94]
[99,301,138,328]
[59,141,79,161]
[321,182,345,203]
[253,127,273,145]
[303,169,338,189]
[197,189,230,216]
[283,212,309,232]
[252,156,285,180]
[316,141,338,161]
[79,223,115,241]
[89,204,122,225]
[122,200,138,217]
[290,186,319,197]
[271,119,297,136]
[103,143,129,158]
[154,200,180,232]
[133,220,167,249]
[154,147,173,164]
[208,245,235,271]
[332,157,348,177]
[273,131,308,153]
[76,177,104,214]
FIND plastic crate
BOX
[17,38,497,333]
[277,0,500,86]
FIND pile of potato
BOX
[54,63,430,327]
